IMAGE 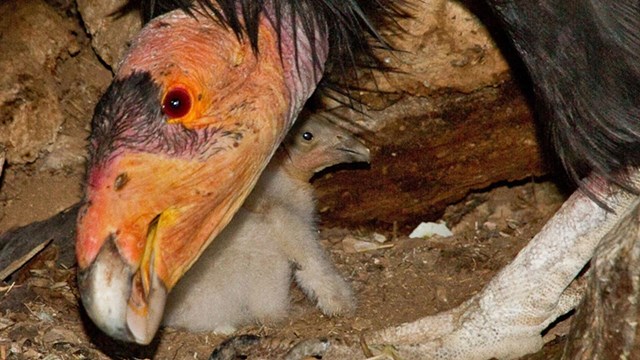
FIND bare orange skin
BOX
[77,10,301,290]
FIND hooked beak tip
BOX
[78,235,167,345]
[338,147,371,163]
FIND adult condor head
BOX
[75,1,337,344]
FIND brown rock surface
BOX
[315,82,545,230]
[0,0,110,230]
[76,0,143,68]
[360,0,510,98]
[0,0,76,164]
[310,0,544,229]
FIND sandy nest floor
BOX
[0,169,570,359]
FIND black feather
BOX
[486,0,640,194]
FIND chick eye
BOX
[162,87,192,119]
[302,131,314,141]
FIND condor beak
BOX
[77,231,167,344]
[76,149,265,344]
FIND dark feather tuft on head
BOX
[89,72,224,170]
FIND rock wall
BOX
[313,0,547,229]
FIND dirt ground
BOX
[0,164,571,359]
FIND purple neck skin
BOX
[263,3,329,133]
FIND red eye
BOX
[162,87,192,119]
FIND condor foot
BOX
[289,177,640,359]
[288,277,584,360]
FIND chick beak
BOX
[336,136,371,164]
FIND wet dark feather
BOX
[486,0,640,193]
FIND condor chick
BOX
[163,115,368,333]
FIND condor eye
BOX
[302,131,314,141]
[162,87,192,119]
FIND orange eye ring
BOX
[162,86,193,119]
